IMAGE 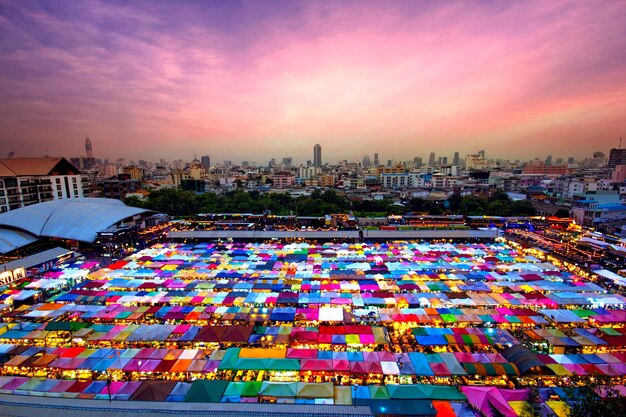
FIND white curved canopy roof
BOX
[0,198,150,244]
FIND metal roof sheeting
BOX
[0,199,149,244]
[0,228,38,254]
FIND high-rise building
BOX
[85,137,93,159]
[608,148,626,168]
[373,153,379,166]
[201,155,210,170]
[452,152,460,166]
[281,157,293,167]
[428,152,436,166]
[84,137,95,169]
[567,157,575,164]
[545,155,552,166]
[413,156,422,168]
[362,155,371,168]
[438,156,448,165]
[313,144,322,167]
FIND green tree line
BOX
[125,189,536,217]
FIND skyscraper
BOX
[362,155,371,168]
[85,137,93,159]
[608,148,626,168]
[373,153,379,166]
[313,144,322,167]
[201,155,211,169]
[428,152,436,166]
[84,137,95,169]
[452,152,460,166]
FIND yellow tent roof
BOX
[546,400,570,417]
[239,348,286,359]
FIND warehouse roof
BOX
[0,198,150,250]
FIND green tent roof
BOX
[267,358,300,371]
[259,381,298,397]
[368,385,390,399]
[224,381,262,397]
[183,380,228,403]
[387,384,466,401]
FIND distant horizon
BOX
[1,1,625,162]
[1,143,612,167]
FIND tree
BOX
[567,377,626,417]
[519,388,544,417]
[124,196,145,208]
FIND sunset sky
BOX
[1,0,625,164]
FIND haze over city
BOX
[1,0,625,162]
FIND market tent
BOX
[129,381,177,401]
[502,345,551,375]
[223,381,262,397]
[267,358,300,371]
[259,381,298,398]
[461,387,517,417]
[387,384,465,401]
[38,379,72,397]
[163,382,191,402]
[183,380,228,403]
[113,381,143,401]
[334,386,352,405]
[432,400,456,417]
[296,382,334,398]
[369,385,390,399]
[545,400,570,417]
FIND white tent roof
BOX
[0,198,150,245]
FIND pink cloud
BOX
[0,0,625,162]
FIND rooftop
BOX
[0,198,151,251]
[0,157,80,176]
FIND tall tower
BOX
[85,137,93,159]
[313,144,322,167]
[452,152,460,166]
[84,137,95,169]
[374,153,379,166]
[201,155,211,169]
[428,152,436,166]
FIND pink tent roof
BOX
[461,387,517,417]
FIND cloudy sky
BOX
[1,0,625,164]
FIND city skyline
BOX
[1,0,625,162]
